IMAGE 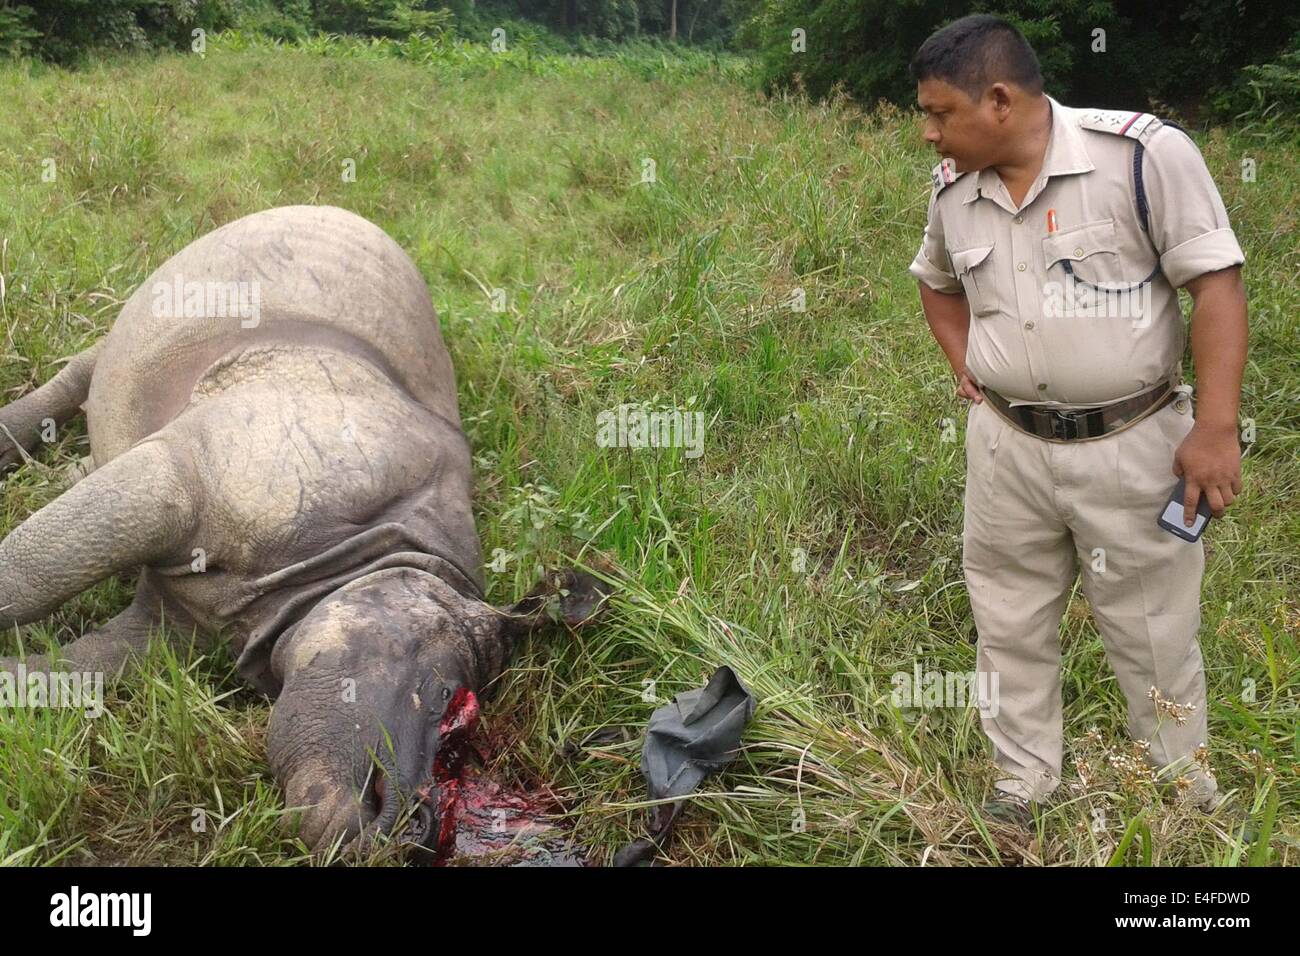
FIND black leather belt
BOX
[980,380,1177,442]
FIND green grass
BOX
[0,34,1296,866]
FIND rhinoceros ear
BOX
[499,568,612,637]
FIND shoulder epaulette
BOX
[1075,107,1190,242]
[1075,107,1181,145]
[930,157,966,192]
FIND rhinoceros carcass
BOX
[0,205,606,857]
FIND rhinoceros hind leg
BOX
[0,341,100,474]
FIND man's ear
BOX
[498,569,612,638]
[989,82,1014,116]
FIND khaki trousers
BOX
[962,396,1217,805]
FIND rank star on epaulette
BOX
[1076,108,1159,140]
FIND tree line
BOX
[2,1,1296,122]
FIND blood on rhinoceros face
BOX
[265,567,490,857]
[264,564,610,859]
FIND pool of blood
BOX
[421,686,586,867]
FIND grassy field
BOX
[0,34,1296,866]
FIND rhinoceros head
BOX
[265,566,608,859]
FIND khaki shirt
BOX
[909,94,1245,407]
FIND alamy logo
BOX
[151,272,261,328]
[49,886,151,936]
[1042,275,1153,326]
[890,663,1000,718]
[0,664,103,718]
[596,403,704,459]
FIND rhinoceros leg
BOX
[0,438,198,637]
[0,342,99,474]
[65,455,97,485]
[0,578,163,679]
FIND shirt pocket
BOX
[1042,218,1157,291]
[949,243,999,317]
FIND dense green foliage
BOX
[0,1,241,60]
[730,0,1300,124]
[0,0,740,59]
[2,1,1296,122]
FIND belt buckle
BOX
[1049,409,1079,441]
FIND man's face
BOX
[917,77,1002,172]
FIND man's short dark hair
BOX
[910,14,1043,100]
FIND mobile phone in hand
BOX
[1157,476,1213,542]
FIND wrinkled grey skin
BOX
[0,205,606,856]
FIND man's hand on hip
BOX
[956,368,983,403]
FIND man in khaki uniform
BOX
[907,15,1249,828]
